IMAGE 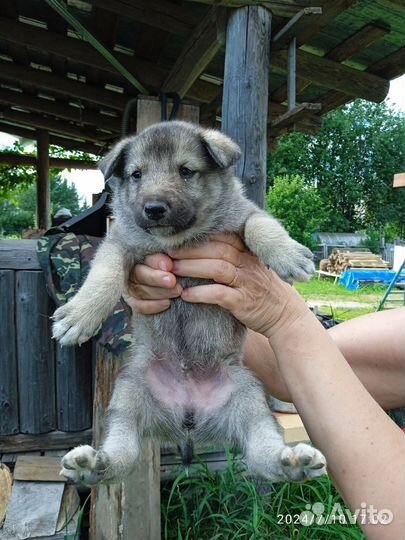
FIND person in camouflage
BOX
[37,231,133,355]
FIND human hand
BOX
[169,233,310,339]
[125,254,182,315]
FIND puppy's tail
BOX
[178,439,194,468]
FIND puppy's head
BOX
[100,121,241,242]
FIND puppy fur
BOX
[53,121,326,485]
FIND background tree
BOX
[266,175,330,248]
[0,141,93,235]
[268,100,405,239]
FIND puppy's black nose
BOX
[143,201,169,221]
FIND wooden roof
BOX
[0,0,404,155]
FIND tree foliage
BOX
[268,100,405,239]
[266,175,330,248]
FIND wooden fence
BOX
[0,239,93,448]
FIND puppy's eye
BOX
[131,170,142,180]
[179,166,194,179]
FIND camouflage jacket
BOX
[37,231,133,355]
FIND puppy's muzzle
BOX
[143,200,170,222]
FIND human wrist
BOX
[262,298,315,343]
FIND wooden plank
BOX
[55,486,80,533]
[0,430,92,453]
[0,122,105,154]
[136,95,200,133]
[185,0,312,17]
[89,0,199,36]
[0,240,40,270]
[1,109,102,144]
[37,130,50,231]
[273,412,310,444]
[0,153,98,169]
[162,7,222,98]
[14,456,65,482]
[16,271,56,434]
[0,464,12,527]
[1,481,64,539]
[0,271,19,436]
[222,6,271,208]
[0,88,121,132]
[56,342,93,432]
[271,48,389,102]
[271,103,322,129]
[326,22,390,63]
[0,60,128,111]
[393,173,405,188]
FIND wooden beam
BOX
[222,6,271,208]
[270,102,321,129]
[0,153,98,169]
[88,0,199,36]
[326,22,390,63]
[0,17,153,93]
[271,49,389,102]
[0,61,129,110]
[0,88,121,132]
[369,46,405,80]
[271,21,390,104]
[37,130,50,230]
[162,8,222,98]
[0,430,92,453]
[272,7,322,49]
[185,0,312,17]
[319,46,405,115]
[292,0,360,47]
[0,121,107,154]
[0,108,105,143]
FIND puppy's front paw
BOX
[270,239,315,283]
[52,301,100,346]
[61,445,113,486]
[280,443,327,482]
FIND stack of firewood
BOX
[320,248,391,275]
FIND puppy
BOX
[53,121,326,485]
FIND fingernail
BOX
[159,260,169,271]
[162,275,172,286]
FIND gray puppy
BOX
[53,121,326,485]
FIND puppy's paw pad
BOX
[61,445,110,485]
[280,443,327,482]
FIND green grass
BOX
[162,454,365,540]
[294,278,386,305]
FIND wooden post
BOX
[90,96,200,540]
[36,130,50,230]
[221,6,271,208]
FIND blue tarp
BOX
[339,269,405,290]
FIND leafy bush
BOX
[266,175,329,249]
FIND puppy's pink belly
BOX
[146,361,232,412]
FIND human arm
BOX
[127,235,405,539]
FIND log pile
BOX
[323,249,391,275]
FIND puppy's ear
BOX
[201,129,241,169]
[99,138,130,187]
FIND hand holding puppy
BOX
[127,233,310,340]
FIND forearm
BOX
[245,308,405,410]
[267,310,405,540]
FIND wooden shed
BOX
[0,1,404,539]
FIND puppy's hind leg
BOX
[243,212,315,283]
[215,369,326,482]
[61,364,147,485]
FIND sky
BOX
[1,74,405,207]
